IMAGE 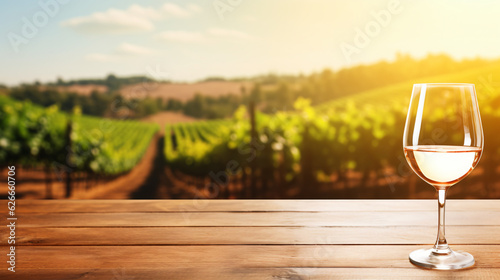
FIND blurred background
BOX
[2,0,500,199]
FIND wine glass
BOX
[403,83,483,270]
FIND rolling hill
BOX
[120,81,252,101]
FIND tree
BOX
[183,94,206,118]
[105,74,119,92]
[166,99,183,111]
[56,77,65,86]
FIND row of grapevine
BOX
[75,116,157,174]
[163,65,500,197]
[163,99,404,181]
[0,96,68,166]
[164,120,231,177]
[0,96,158,175]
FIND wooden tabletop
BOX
[1,199,500,279]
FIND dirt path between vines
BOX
[74,134,200,199]
[0,133,175,200]
[71,134,164,199]
[2,112,202,200]
[72,112,199,199]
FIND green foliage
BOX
[9,86,166,118]
[74,116,158,174]
[0,96,67,165]
[182,94,243,119]
[164,120,232,177]
[0,96,158,175]
[163,62,500,188]
[183,54,499,119]
[253,54,497,113]
[166,99,183,111]
[51,74,158,88]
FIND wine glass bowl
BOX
[403,83,483,270]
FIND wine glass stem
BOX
[433,188,451,254]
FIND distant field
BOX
[50,81,252,101]
[120,81,252,101]
[56,84,108,95]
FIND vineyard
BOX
[0,95,158,197]
[75,116,157,175]
[162,64,500,198]
[162,97,406,198]
[3,63,500,199]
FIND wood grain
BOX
[9,226,500,246]
[4,211,500,228]
[1,199,499,280]
[3,268,500,280]
[11,245,500,269]
[13,199,500,213]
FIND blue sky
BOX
[2,0,500,85]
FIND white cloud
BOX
[158,31,205,43]
[208,28,254,40]
[116,43,156,55]
[61,6,157,34]
[163,3,202,18]
[61,2,202,34]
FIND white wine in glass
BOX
[403,83,483,270]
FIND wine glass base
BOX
[409,248,475,270]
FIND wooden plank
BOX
[5,211,500,227]
[9,245,500,269]
[9,199,500,213]
[2,199,499,280]
[2,267,500,280]
[9,226,500,246]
